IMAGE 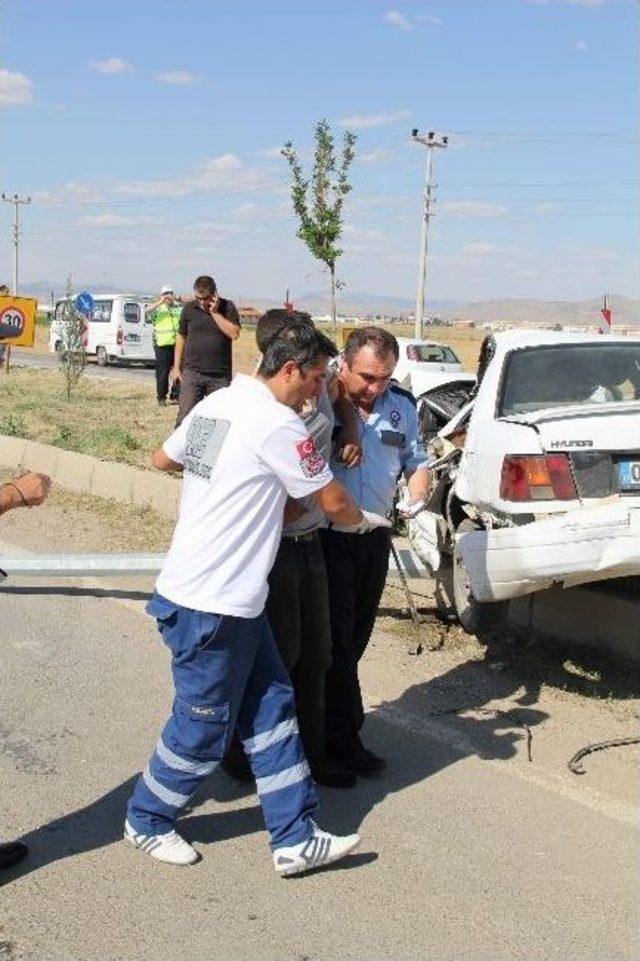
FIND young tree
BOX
[58,277,86,400]
[282,119,356,335]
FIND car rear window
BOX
[408,344,460,364]
[124,302,140,323]
[91,301,113,323]
[499,343,640,416]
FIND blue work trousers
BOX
[127,592,318,849]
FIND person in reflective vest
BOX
[146,285,183,406]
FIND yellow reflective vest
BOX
[152,303,181,347]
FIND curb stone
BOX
[0,433,180,519]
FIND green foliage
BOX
[51,424,140,458]
[93,426,140,453]
[0,412,27,437]
[282,119,356,331]
[59,275,87,400]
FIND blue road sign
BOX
[75,291,94,316]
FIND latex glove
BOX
[332,510,392,535]
[397,494,426,519]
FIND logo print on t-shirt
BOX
[184,415,231,480]
[390,408,401,429]
[295,436,326,478]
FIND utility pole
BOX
[411,130,448,340]
[2,192,32,294]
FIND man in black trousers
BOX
[321,328,430,775]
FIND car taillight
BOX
[500,454,577,502]
[116,328,124,345]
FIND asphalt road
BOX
[9,349,157,386]
[1,516,638,961]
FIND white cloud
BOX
[0,68,34,106]
[154,71,198,85]
[461,243,500,257]
[232,203,258,219]
[558,243,617,262]
[441,200,508,217]
[574,39,589,50]
[33,153,278,209]
[256,146,285,159]
[359,148,392,164]
[527,0,607,6]
[90,58,134,75]
[339,109,411,129]
[352,192,404,209]
[34,182,106,205]
[113,153,273,199]
[343,224,385,241]
[384,9,442,30]
[415,12,442,25]
[385,10,412,30]
[76,213,160,228]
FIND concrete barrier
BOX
[509,584,639,664]
[0,433,180,519]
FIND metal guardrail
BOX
[0,553,165,578]
[0,547,430,580]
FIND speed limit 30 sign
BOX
[0,296,37,347]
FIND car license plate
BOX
[618,460,640,491]
[125,333,140,343]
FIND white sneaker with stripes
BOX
[273,821,360,877]
[124,820,199,866]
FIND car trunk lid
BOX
[501,403,640,498]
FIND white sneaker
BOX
[124,819,199,866]
[273,821,360,877]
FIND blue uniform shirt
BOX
[331,387,428,515]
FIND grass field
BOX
[1,324,485,468]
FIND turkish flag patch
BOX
[296,436,326,478]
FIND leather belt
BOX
[281,531,317,543]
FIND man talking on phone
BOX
[172,274,241,425]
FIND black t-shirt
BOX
[179,298,241,377]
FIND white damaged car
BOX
[393,337,474,396]
[409,330,640,633]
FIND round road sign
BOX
[75,291,95,316]
[0,305,26,340]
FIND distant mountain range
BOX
[438,295,640,329]
[19,281,639,328]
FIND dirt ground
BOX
[2,478,637,730]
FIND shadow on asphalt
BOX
[3,653,547,886]
[0,586,151,601]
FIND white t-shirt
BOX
[283,383,334,536]
[156,374,333,617]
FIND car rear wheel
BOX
[453,518,507,635]
[96,346,109,367]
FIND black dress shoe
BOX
[0,839,28,870]
[310,760,357,789]
[329,739,386,775]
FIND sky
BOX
[0,0,637,307]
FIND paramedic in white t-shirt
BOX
[125,320,390,877]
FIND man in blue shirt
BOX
[321,327,430,774]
